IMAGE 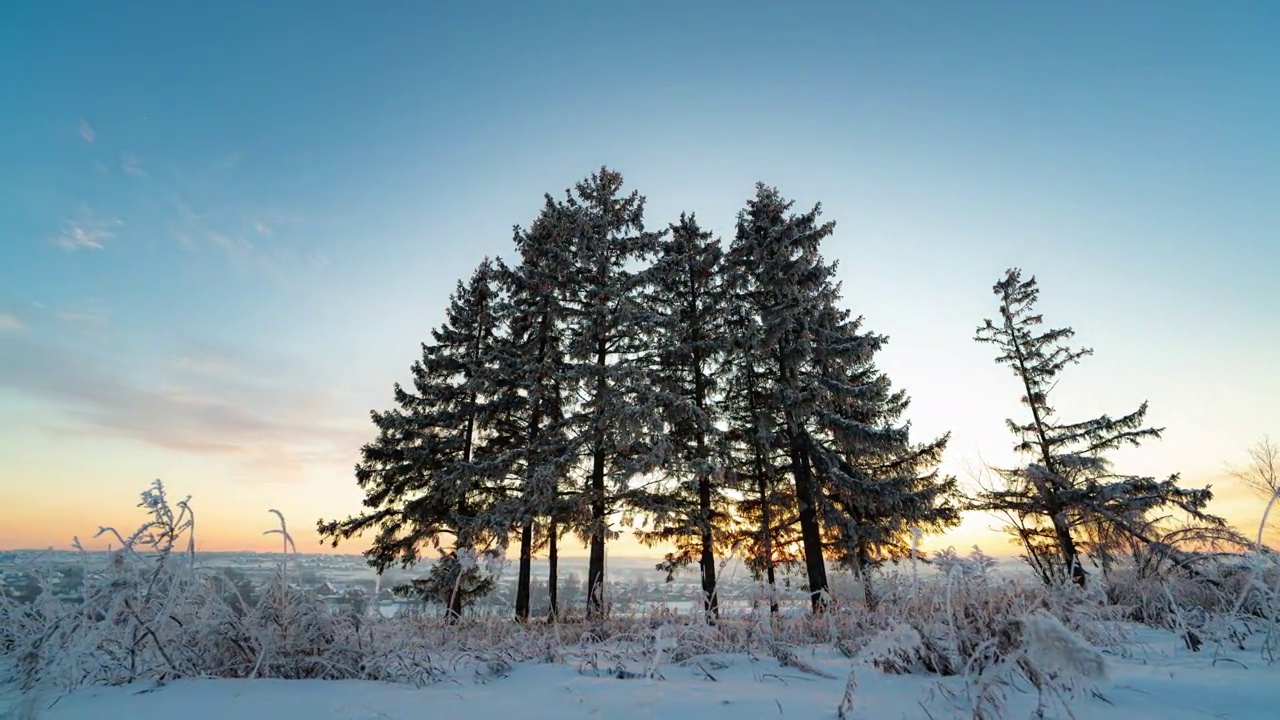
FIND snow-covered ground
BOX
[23,627,1277,720]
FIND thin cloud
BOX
[54,298,111,328]
[0,313,24,331]
[51,207,121,251]
[120,153,149,178]
[0,336,366,484]
[79,120,96,143]
[213,151,242,171]
[306,251,332,270]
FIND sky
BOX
[1,1,1277,561]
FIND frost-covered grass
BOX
[3,483,1278,719]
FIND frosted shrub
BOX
[0,482,462,701]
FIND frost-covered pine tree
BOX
[488,200,575,621]
[718,295,791,611]
[318,260,508,620]
[727,184,957,611]
[806,308,960,606]
[558,168,665,617]
[725,184,837,609]
[974,268,1225,585]
[726,185,842,609]
[631,214,732,618]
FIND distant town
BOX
[0,549,852,617]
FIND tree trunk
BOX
[587,446,607,618]
[747,360,778,615]
[1003,309,1087,587]
[697,467,719,620]
[586,338,609,619]
[547,519,559,621]
[689,269,718,621]
[516,311,552,621]
[758,464,779,616]
[854,539,875,610]
[790,434,828,612]
[515,518,533,621]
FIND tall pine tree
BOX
[559,168,664,617]
[726,184,838,610]
[489,199,575,621]
[632,214,732,618]
[727,184,957,610]
[805,309,960,606]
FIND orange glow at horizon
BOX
[4,480,1274,565]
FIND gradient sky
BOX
[1,1,1277,559]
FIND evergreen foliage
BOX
[489,199,575,621]
[973,268,1226,586]
[726,184,958,610]
[631,214,732,618]
[317,259,507,619]
[393,549,498,620]
[555,168,666,617]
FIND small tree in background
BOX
[393,549,498,620]
[1229,436,1280,546]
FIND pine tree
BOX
[631,214,732,618]
[974,268,1225,586]
[318,260,506,620]
[718,254,795,612]
[558,167,665,618]
[488,199,575,622]
[726,184,839,610]
[393,548,498,617]
[726,184,958,611]
[805,310,960,606]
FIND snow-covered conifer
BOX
[726,184,958,610]
[631,214,733,618]
[974,268,1226,585]
[558,167,665,617]
[318,259,508,620]
[488,199,576,621]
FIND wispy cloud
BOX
[165,193,313,278]
[120,153,148,178]
[50,206,121,251]
[55,298,111,328]
[78,120,95,144]
[306,251,332,270]
[0,313,24,332]
[213,151,242,171]
[0,336,365,484]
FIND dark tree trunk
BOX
[697,464,719,620]
[516,311,553,621]
[747,360,778,615]
[515,518,534,621]
[586,338,609,619]
[688,267,718,620]
[790,433,828,612]
[547,519,560,621]
[1004,311,1087,587]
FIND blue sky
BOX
[1,1,1277,553]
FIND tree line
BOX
[319,167,1230,621]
